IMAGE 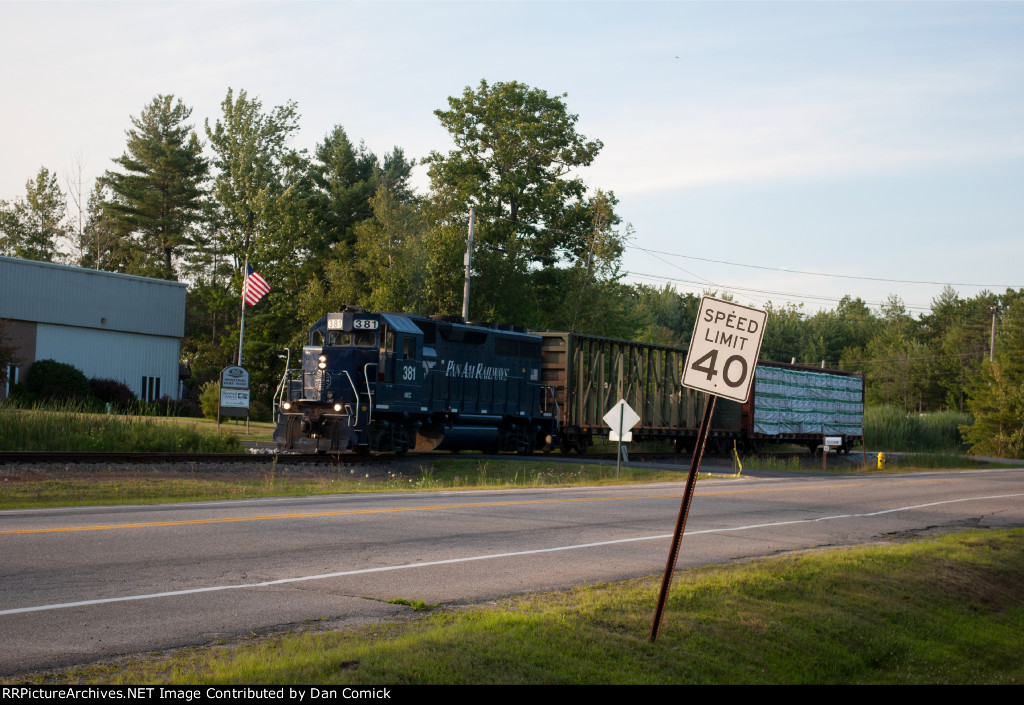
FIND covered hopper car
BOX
[273,308,864,455]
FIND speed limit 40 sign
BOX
[682,296,767,403]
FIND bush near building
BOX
[89,377,135,407]
[25,359,90,400]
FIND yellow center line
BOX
[0,474,1002,536]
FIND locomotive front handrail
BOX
[341,370,359,427]
[273,369,295,424]
[363,363,378,426]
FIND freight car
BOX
[540,332,864,455]
[273,308,864,455]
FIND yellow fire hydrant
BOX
[877,452,886,470]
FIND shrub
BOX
[249,399,272,422]
[89,377,135,407]
[199,381,220,420]
[25,359,90,400]
[6,382,36,406]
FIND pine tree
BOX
[0,167,70,262]
[101,95,209,279]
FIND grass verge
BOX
[0,459,694,510]
[11,528,1022,685]
[738,453,1006,474]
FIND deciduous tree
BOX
[205,88,301,261]
[424,80,621,325]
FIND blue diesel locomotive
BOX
[273,306,559,453]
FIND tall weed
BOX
[864,405,971,453]
[0,399,240,453]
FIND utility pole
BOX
[462,207,475,321]
[990,305,998,362]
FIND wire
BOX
[628,245,1023,290]
[624,270,936,312]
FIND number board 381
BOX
[682,296,767,403]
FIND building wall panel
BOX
[35,324,181,400]
[0,257,186,338]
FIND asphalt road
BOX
[2,466,1023,675]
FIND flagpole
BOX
[238,255,248,366]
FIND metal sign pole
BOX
[650,393,717,643]
[238,256,248,366]
[616,404,624,478]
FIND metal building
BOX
[0,256,186,401]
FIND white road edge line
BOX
[3,492,1022,617]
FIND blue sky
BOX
[2,0,1022,315]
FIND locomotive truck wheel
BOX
[572,435,590,454]
[515,425,535,455]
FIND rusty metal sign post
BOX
[650,296,766,643]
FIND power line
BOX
[624,270,936,312]
[628,246,1023,290]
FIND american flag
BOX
[243,264,271,306]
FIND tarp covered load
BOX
[752,365,863,436]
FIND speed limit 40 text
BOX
[700,307,761,351]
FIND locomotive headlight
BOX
[333,403,342,412]
[282,401,291,410]
[318,362,327,369]
[318,354,327,362]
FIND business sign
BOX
[220,389,250,408]
[219,365,250,419]
[682,297,767,403]
[220,365,250,389]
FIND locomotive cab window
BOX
[327,331,353,346]
[354,331,376,347]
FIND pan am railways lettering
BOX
[445,361,510,381]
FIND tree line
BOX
[1,81,1021,455]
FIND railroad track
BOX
[0,451,394,465]
[0,448,788,466]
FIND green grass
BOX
[158,415,277,443]
[1,450,1005,512]
[864,405,971,453]
[0,401,242,453]
[737,452,1004,474]
[0,458,692,510]
[0,474,357,509]
[399,458,687,490]
[386,598,439,612]
[12,529,1022,685]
